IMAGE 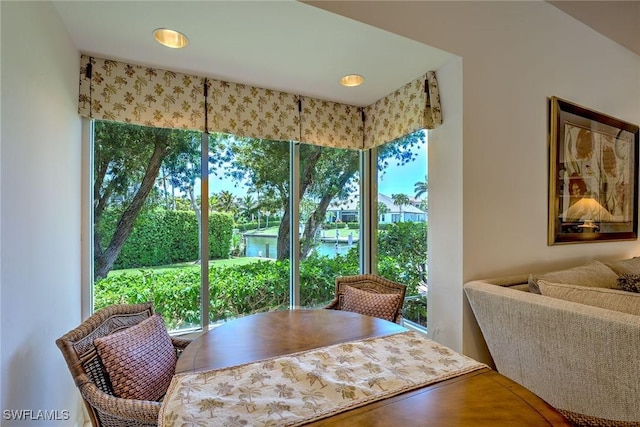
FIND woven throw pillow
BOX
[528,260,619,294]
[537,280,640,316]
[618,274,640,293]
[341,286,401,322]
[94,314,177,401]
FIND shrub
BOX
[94,254,359,329]
[96,208,233,269]
[94,221,427,330]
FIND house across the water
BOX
[328,193,426,224]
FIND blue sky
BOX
[208,139,427,199]
[378,141,427,198]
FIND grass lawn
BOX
[108,257,262,277]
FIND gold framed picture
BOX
[548,97,639,245]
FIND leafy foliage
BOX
[94,122,194,278]
[97,208,233,269]
[95,253,359,329]
[95,216,427,330]
[377,222,427,296]
[222,131,424,261]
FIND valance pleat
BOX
[79,55,206,131]
[424,71,442,129]
[364,74,427,149]
[205,79,299,141]
[78,55,442,149]
[299,97,364,149]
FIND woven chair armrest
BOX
[324,298,339,310]
[80,382,161,425]
[171,336,193,351]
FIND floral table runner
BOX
[159,330,486,426]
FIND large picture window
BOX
[88,121,428,332]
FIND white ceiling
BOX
[52,1,639,108]
[52,0,451,107]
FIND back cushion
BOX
[604,257,640,276]
[528,260,619,294]
[341,286,401,322]
[94,314,177,401]
[537,280,640,316]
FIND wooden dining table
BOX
[174,309,571,426]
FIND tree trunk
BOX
[277,202,291,260]
[299,170,354,259]
[277,173,357,261]
[94,140,170,280]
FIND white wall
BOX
[0,1,639,422]
[1,2,82,425]
[309,1,640,362]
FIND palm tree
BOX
[208,193,219,213]
[377,202,390,223]
[392,193,410,222]
[214,190,238,217]
[198,398,224,417]
[266,401,291,420]
[238,194,256,221]
[238,385,262,412]
[414,176,428,199]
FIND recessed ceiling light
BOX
[153,28,189,49]
[340,74,365,87]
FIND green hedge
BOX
[322,222,348,229]
[95,253,359,329]
[97,208,233,269]
[236,220,281,232]
[94,221,427,329]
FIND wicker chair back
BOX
[324,274,407,324]
[56,303,190,427]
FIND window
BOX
[87,121,427,331]
[92,121,203,332]
[376,130,428,329]
[298,143,361,308]
[208,135,291,322]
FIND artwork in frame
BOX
[548,96,640,245]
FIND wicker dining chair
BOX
[324,274,407,324]
[56,302,192,427]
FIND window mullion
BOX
[360,148,378,274]
[82,118,95,318]
[200,132,209,330]
[290,141,300,308]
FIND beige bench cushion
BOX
[604,257,640,276]
[537,280,640,316]
[528,260,619,294]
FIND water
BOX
[244,234,354,259]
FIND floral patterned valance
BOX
[79,56,206,131]
[205,79,299,142]
[363,72,442,149]
[78,55,442,149]
[424,71,442,129]
[300,97,364,150]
